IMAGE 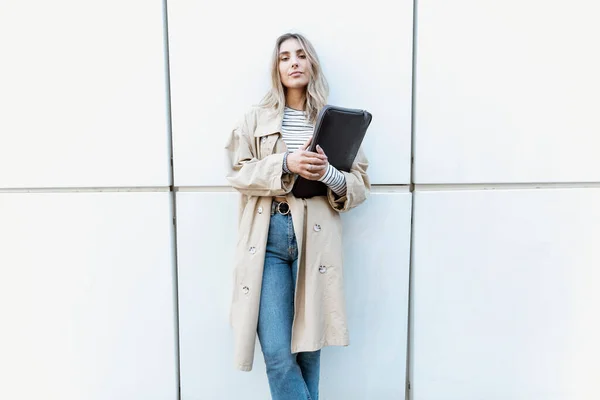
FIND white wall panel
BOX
[415,1,600,183]
[176,192,411,399]
[0,192,178,400]
[0,1,170,188]
[323,192,412,400]
[168,0,413,186]
[411,189,600,400]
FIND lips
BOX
[290,71,303,77]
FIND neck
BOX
[285,88,306,111]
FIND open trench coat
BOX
[225,105,370,371]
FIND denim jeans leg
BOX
[297,350,321,400]
[257,213,313,400]
[290,257,321,400]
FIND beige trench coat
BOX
[225,106,370,371]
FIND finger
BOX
[303,158,327,167]
[310,148,328,161]
[307,164,327,171]
[301,172,321,180]
[303,162,326,177]
[300,137,313,151]
[305,147,326,156]
[304,164,324,174]
[303,155,328,164]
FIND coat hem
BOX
[291,338,350,354]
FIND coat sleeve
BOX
[225,115,296,197]
[326,146,370,212]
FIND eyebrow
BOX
[279,49,305,55]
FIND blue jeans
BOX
[257,208,321,400]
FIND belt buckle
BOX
[276,201,290,215]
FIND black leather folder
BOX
[292,105,372,198]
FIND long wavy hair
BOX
[258,33,329,124]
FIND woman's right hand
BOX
[286,137,328,180]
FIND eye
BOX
[280,56,289,62]
[299,54,307,59]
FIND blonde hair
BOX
[259,33,329,124]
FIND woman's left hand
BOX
[312,145,329,180]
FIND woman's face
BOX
[278,38,310,90]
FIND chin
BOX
[284,81,309,90]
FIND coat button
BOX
[313,224,321,232]
[242,286,249,295]
[319,265,327,274]
[258,207,263,214]
[249,247,256,254]
[261,137,267,143]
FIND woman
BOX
[225,32,370,400]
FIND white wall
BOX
[414,0,600,184]
[0,192,179,400]
[411,1,600,399]
[0,1,178,400]
[411,189,600,400]
[2,0,599,399]
[0,0,171,188]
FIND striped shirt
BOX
[281,107,347,197]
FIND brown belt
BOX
[273,196,287,203]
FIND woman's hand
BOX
[286,137,329,181]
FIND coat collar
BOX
[253,108,284,137]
